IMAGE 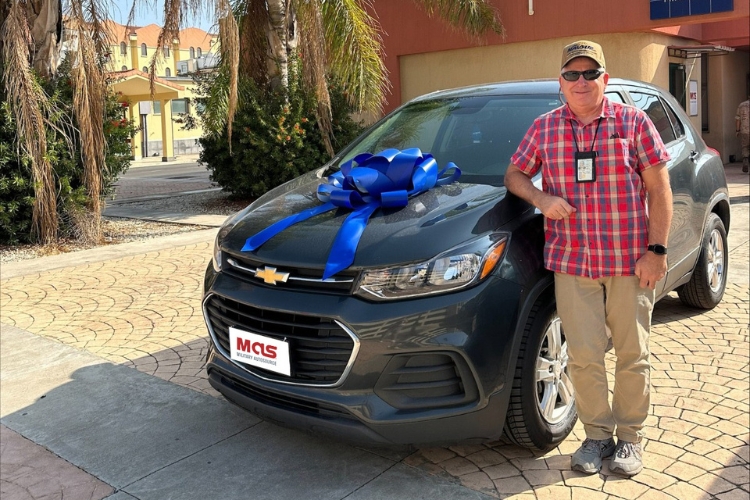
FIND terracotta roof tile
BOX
[103,20,216,51]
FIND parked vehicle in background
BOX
[202,79,730,450]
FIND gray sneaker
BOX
[610,440,643,476]
[571,438,616,474]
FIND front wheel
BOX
[503,296,577,451]
[678,213,728,309]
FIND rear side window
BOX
[629,91,677,144]
[605,91,626,104]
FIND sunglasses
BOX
[561,69,604,82]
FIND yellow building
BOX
[104,21,218,161]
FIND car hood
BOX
[222,169,527,269]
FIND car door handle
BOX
[689,150,699,162]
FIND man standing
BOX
[735,96,749,173]
[504,40,673,477]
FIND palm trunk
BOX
[266,0,296,90]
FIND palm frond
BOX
[296,0,333,155]
[66,0,111,243]
[414,0,505,38]
[238,0,270,86]
[1,1,58,244]
[321,0,388,114]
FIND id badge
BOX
[575,151,597,183]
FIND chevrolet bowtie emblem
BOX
[254,266,290,285]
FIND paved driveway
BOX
[1,164,747,500]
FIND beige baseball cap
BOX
[561,40,606,69]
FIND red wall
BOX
[373,0,749,111]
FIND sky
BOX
[107,0,215,32]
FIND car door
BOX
[624,87,697,297]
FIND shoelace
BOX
[616,442,638,459]
[582,438,610,453]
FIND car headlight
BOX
[355,233,509,300]
[212,209,248,272]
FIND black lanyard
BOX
[570,118,602,153]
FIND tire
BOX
[503,296,577,451]
[678,213,728,309]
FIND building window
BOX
[152,101,161,115]
[196,47,202,57]
[163,46,170,58]
[142,66,148,73]
[171,98,188,115]
[189,47,195,59]
[141,43,147,56]
[120,41,127,55]
[121,65,128,71]
[165,67,171,77]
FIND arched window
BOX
[196,47,202,57]
[165,68,171,77]
[163,46,170,57]
[142,66,148,73]
[120,41,127,55]
[141,43,147,56]
[121,65,128,71]
[189,47,195,59]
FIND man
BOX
[504,40,673,476]
[735,96,749,173]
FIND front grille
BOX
[204,294,357,386]
[214,370,356,420]
[222,253,359,294]
[375,353,478,410]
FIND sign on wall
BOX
[650,0,734,20]
[689,80,698,116]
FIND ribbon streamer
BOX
[242,148,461,279]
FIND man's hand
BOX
[635,251,667,289]
[538,194,577,220]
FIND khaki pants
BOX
[740,133,749,167]
[554,273,654,443]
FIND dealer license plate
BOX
[229,327,291,376]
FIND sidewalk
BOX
[1,163,748,500]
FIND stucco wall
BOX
[703,51,750,162]
[399,33,687,103]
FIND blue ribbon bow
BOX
[242,148,461,279]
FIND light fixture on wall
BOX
[529,0,534,15]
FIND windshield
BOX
[338,95,562,186]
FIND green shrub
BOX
[0,56,135,245]
[197,56,364,199]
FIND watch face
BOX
[649,244,667,255]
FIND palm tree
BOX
[1,0,109,244]
[0,0,503,244]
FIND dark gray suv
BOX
[202,79,730,450]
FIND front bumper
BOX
[203,263,524,445]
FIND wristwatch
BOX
[648,244,668,255]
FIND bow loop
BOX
[243,148,461,279]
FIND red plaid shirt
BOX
[510,97,670,278]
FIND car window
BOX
[629,91,677,144]
[605,91,626,104]
[660,98,685,139]
[338,96,562,186]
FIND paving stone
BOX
[663,481,713,500]
[664,461,706,482]
[689,472,738,496]
[602,475,650,498]
[484,463,522,480]
[522,469,563,486]
[492,475,531,495]
[632,467,678,490]
[458,471,499,498]
[441,456,480,476]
